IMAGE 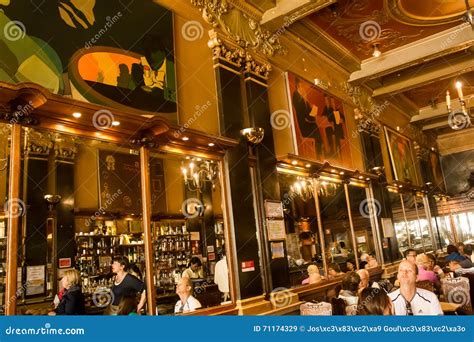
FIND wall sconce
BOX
[181,158,219,193]
[240,127,264,145]
[446,81,471,128]
[44,194,61,211]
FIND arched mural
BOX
[0,0,176,122]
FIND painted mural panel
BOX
[286,72,352,168]
[441,150,474,197]
[0,0,176,122]
[384,127,419,185]
[429,151,447,193]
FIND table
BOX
[440,301,461,313]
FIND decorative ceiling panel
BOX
[308,0,462,59]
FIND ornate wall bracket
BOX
[192,0,287,56]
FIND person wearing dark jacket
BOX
[49,269,85,315]
[445,244,473,268]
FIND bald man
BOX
[388,260,443,315]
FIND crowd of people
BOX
[300,243,474,315]
[46,242,474,316]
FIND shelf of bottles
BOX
[75,223,144,294]
[0,219,6,315]
[153,219,191,294]
[215,220,225,253]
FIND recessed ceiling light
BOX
[291,160,298,165]
[72,112,82,118]
[358,176,363,179]
[399,185,403,188]
[366,178,370,181]
[305,163,311,168]
[339,171,344,175]
[112,121,120,126]
[182,137,189,141]
[208,143,215,147]
[331,169,336,173]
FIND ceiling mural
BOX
[308,0,462,59]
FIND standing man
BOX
[388,260,443,315]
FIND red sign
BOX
[58,258,71,269]
[241,260,255,273]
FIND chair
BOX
[300,302,332,316]
[416,280,436,293]
[441,277,472,315]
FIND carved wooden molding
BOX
[24,130,53,157]
[192,0,286,56]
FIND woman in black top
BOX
[110,256,146,314]
[50,269,85,315]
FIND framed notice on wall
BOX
[266,219,286,241]
[381,218,395,238]
[26,265,45,296]
[264,200,284,219]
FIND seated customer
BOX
[338,271,361,315]
[426,253,445,278]
[328,263,345,279]
[416,254,438,283]
[357,287,393,315]
[448,260,474,276]
[49,269,85,315]
[445,245,473,268]
[388,260,443,315]
[404,248,417,264]
[302,265,323,285]
[366,254,379,268]
[175,276,202,314]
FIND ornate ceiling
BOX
[232,0,474,136]
[308,0,466,59]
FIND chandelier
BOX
[446,81,471,128]
[181,158,219,192]
[290,177,314,202]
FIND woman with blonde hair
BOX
[301,265,323,285]
[49,269,85,315]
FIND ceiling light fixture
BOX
[372,44,381,58]
[465,0,473,25]
[446,80,471,128]
[72,112,82,118]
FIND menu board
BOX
[98,151,166,214]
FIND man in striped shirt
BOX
[388,260,443,315]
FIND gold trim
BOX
[213,62,242,75]
[244,77,268,88]
[385,0,466,26]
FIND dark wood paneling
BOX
[245,79,290,290]
[25,158,48,267]
[55,161,75,265]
